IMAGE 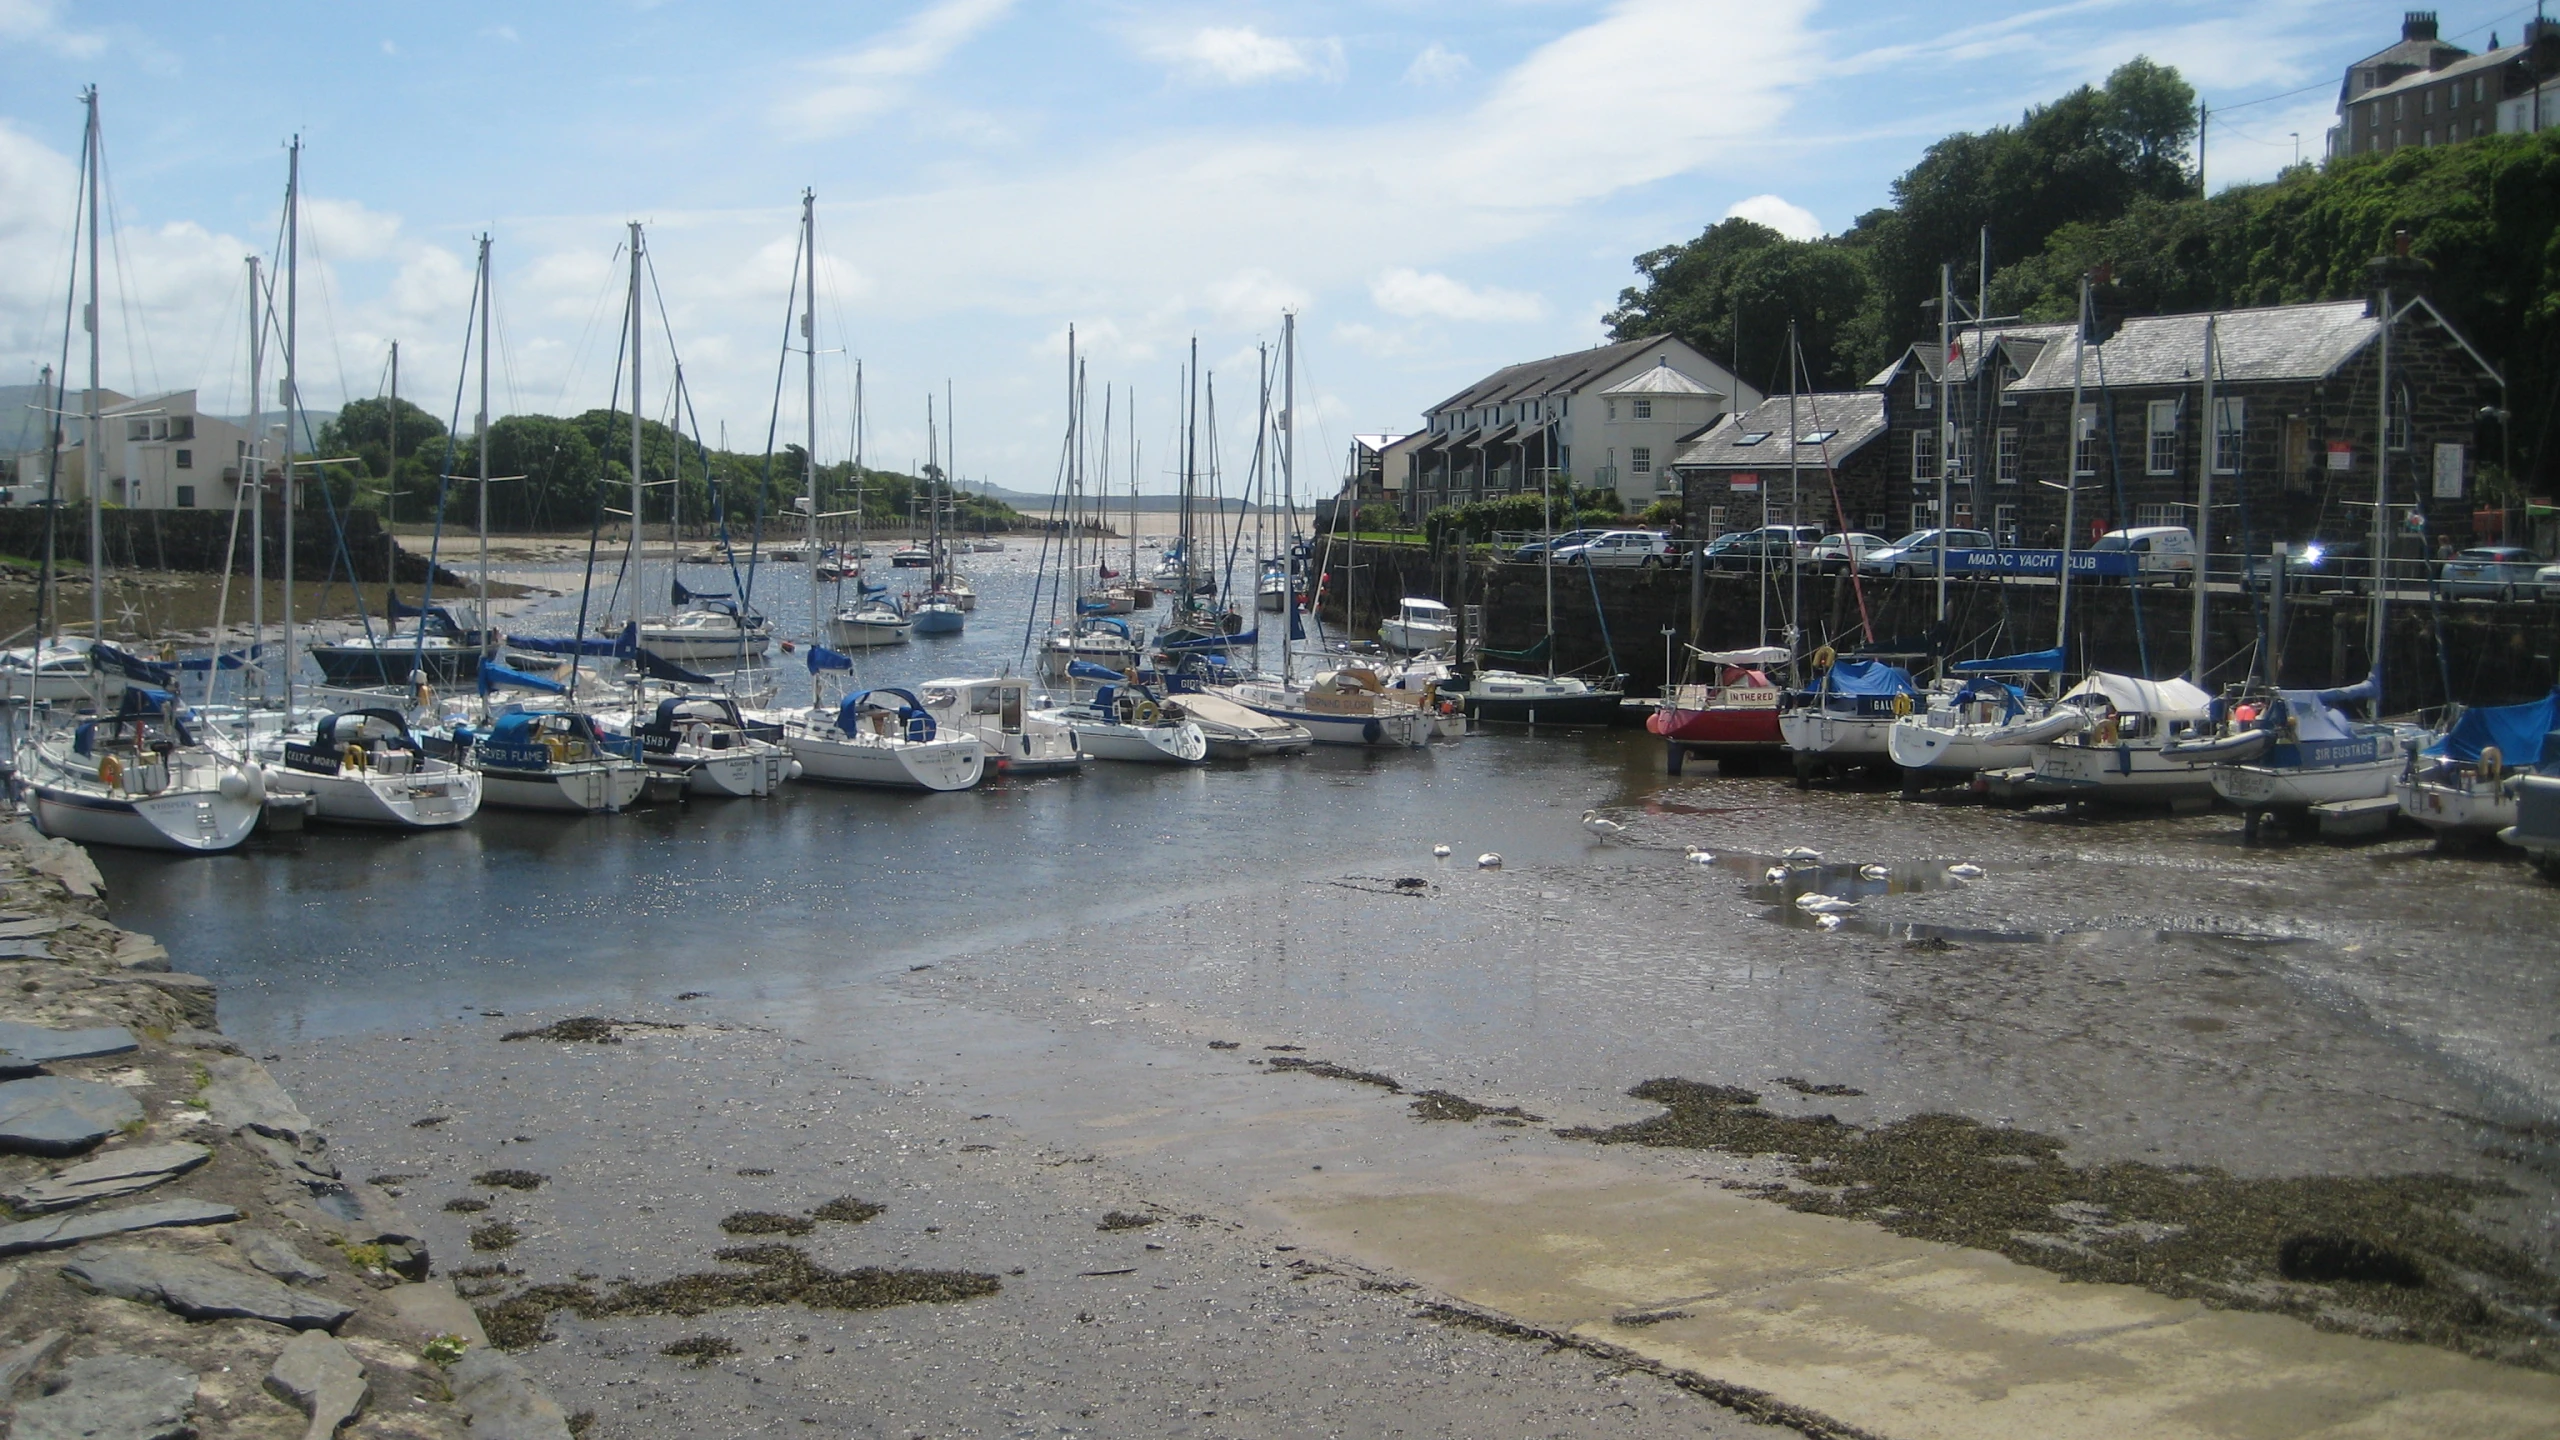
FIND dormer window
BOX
[1914,372,1932,409]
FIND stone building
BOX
[1668,391,1891,544]
[1867,324,2077,544]
[2327,11,2560,159]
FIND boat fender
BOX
[344,743,368,772]
[2480,745,2503,783]
[219,768,251,802]
[1890,692,1913,718]
[1812,645,1836,670]
[1133,699,1161,724]
[1363,719,1382,744]
[97,753,123,791]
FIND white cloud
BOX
[305,198,403,262]
[1370,269,1546,324]
[1207,269,1310,325]
[1723,193,1822,240]
[1403,42,1471,87]
[1145,27,1344,86]
[776,0,1016,139]
[0,0,104,57]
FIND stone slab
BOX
[385,1277,489,1348]
[267,1329,369,1440]
[0,1327,67,1396]
[62,1245,356,1330]
[11,1352,195,1440]
[0,916,64,938]
[447,1347,572,1440]
[0,1197,239,1257]
[234,1228,331,1285]
[0,1020,138,1078]
[203,1054,315,1140]
[0,1074,144,1155]
[0,823,103,898]
[5,1140,209,1213]
[1287,1175,2560,1440]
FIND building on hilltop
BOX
[1668,390,1891,546]
[1383,334,1758,521]
[2327,11,2560,159]
[10,389,276,511]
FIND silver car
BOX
[2441,546,2542,601]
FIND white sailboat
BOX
[255,708,481,828]
[1379,597,1457,654]
[604,693,796,797]
[917,676,1082,775]
[2026,672,2220,802]
[459,708,648,812]
[2397,693,2556,841]
[781,685,986,791]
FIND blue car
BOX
[2441,546,2542,601]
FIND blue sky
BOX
[0,1,2537,495]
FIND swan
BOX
[1763,865,1787,884]
[1684,846,1714,865]
[1795,893,1858,915]
[1858,863,1890,881]
[1779,846,1822,864]
[1476,852,1502,869]
[1581,810,1624,839]
[1432,844,1452,858]
[1946,863,1986,880]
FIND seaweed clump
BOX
[1564,1078,2560,1369]
[1266,1056,1401,1090]
[499,1016,678,1044]
[443,1198,491,1214]
[661,1335,739,1367]
[720,1211,814,1236]
[1096,1211,1158,1232]
[1408,1090,1543,1124]
[469,1222,522,1253]
[472,1169,548,1191]
[811,1197,884,1224]
[473,1244,1001,1351]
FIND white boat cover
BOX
[2063,672,2212,720]
[1689,644,1791,667]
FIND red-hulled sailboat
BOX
[1649,644,1791,773]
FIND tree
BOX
[1606,220,1878,390]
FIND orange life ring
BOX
[97,753,123,790]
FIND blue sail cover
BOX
[507,634,620,656]
[672,579,731,604]
[632,648,714,685]
[91,642,176,687]
[176,643,262,672]
[2270,690,2360,743]
[388,595,464,635]
[838,688,936,743]
[1160,628,1254,651]
[1952,647,2064,674]
[1820,660,1918,697]
[2314,665,2381,710]
[806,644,855,673]
[2428,692,2560,765]
[1953,678,2026,719]
[1067,660,1126,683]
[478,661,569,696]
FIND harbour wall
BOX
[1316,542,2557,708]
[0,508,461,589]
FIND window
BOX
[174,485,195,509]
[1864,513,1886,533]
[1913,501,1940,532]
[1995,426,2019,483]
[1947,422,1975,478]
[1733,431,1770,446]
[127,419,150,441]
[2135,503,2179,530]
[1797,429,1837,445]
[1994,502,2019,545]
[168,417,193,440]
[2388,383,2411,451]
[1707,506,1727,537]
[2211,397,2244,474]
[2474,77,2485,103]
[1912,427,1937,483]
[2450,83,2461,109]
[2368,104,2378,127]
[1606,401,1617,422]
[2394,96,2404,121]
[2146,399,2180,475]
[2074,403,2099,475]
[1914,372,1932,408]
[174,448,192,470]
[1950,499,1975,526]
[1630,447,1652,474]
[2423,90,2433,116]
[1632,398,1653,420]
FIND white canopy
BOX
[2063,672,2212,719]
[1689,644,1791,667]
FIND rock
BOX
[447,1348,572,1440]
[0,1327,67,1397]
[0,823,105,900]
[62,1245,356,1330]
[169,1026,241,1056]
[234,1228,331,1284]
[4,1141,210,1212]
[111,931,169,971]
[0,1075,145,1155]
[203,1055,315,1140]
[11,1352,195,1440]
[0,1197,239,1256]
[385,1278,489,1347]
[111,972,216,1028]
[266,1330,370,1440]
[0,916,63,938]
[0,1020,138,1078]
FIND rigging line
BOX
[415,249,483,682]
[91,122,162,401]
[1793,342,1874,645]
[752,219,802,590]
[490,280,525,426]
[293,203,356,446]
[551,241,626,416]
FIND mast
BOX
[2192,313,2216,683]
[1934,261,1953,636]
[627,221,644,664]
[926,392,939,587]
[1279,313,1295,686]
[82,87,103,710]
[1540,433,1555,676]
[282,137,301,716]
[1126,387,1138,602]
[800,191,818,640]
[476,235,494,656]
[2058,274,2086,653]
[386,340,398,527]
[2372,286,2393,691]
[1184,337,1199,609]
[1787,320,1802,686]
[247,256,266,704]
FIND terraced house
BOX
[2326,10,2560,159]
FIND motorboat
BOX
[454,709,648,813]
[1159,688,1312,759]
[917,677,1082,775]
[944,576,978,613]
[2027,672,2220,804]
[889,544,935,568]
[255,707,481,829]
[827,592,912,648]
[1035,677,1208,765]
[1256,561,1295,614]
[1040,617,1142,681]
[1080,585,1137,616]
[0,640,117,706]
[1214,667,1434,749]
[1886,648,2072,778]
[2398,692,2558,842]
[635,600,771,662]
[1649,645,1790,773]
[1434,666,1619,727]
[13,687,264,853]
[1779,658,1923,781]
[909,590,966,637]
[608,694,796,797]
[308,621,488,687]
[1379,597,1458,654]
[780,687,986,791]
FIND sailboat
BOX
[617,692,796,797]
[1650,645,1788,772]
[256,707,482,828]
[13,92,264,854]
[1779,657,1926,779]
[1433,427,1621,727]
[909,395,965,636]
[2026,671,2221,802]
[1033,663,1208,765]
[917,676,1082,775]
[783,652,986,790]
[2397,692,2558,841]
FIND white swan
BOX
[1946,863,1986,880]
[1476,852,1502,869]
[1432,844,1452,858]
[1858,863,1890,881]
[1780,846,1822,864]
[1581,810,1624,839]
[1684,846,1714,865]
[1795,893,1858,915]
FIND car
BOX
[1858,529,1993,578]
[2241,539,2366,594]
[1702,525,1822,571]
[2441,545,2543,601]
[1809,532,1886,574]
[1554,529,1676,567]
[2086,525,2195,585]
[2537,562,2560,602]
[1510,528,1608,563]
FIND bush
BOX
[1639,499,1683,528]
[1355,503,1402,532]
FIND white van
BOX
[2089,526,2195,585]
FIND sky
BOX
[0,0,2540,495]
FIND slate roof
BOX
[1865,324,2075,389]
[1428,334,1694,413]
[2354,45,2524,104]
[1670,391,1888,471]
[2006,300,2389,391]
[1601,359,1724,398]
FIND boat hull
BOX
[29,783,262,853]
[826,618,912,648]
[633,632,772,662]
[2397,774,2517,837]
[1648,702,1783,756]
[1052,717,1208,765]
[1460,689,1622,726]
[310,644,483,685]
[2213,755,2400,810]
[1213,686,1432,749]
[260,764,481,829]
[785,728,985,791]
[472,760,647,813]
[2029,739,2219,802]
[1780,710,1899,763]
[1379,620,1456,654]
[909,609,965,636]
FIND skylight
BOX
[1734,432,1771,446]
[1797,429,1838,444]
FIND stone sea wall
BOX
[0,825,573,1439]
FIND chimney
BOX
[2402,10,2439,43]
[2367,228,2432,306]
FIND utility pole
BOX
[2197,101,2209,196]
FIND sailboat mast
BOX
[246,256,266,705]
[1934,261,1953,635]
[1788,322,1802,687]
[1280,311,1295,687]
[1185,337,1198,603]
[801,192,818,640]
[82,87,102,709]
[2193,314,2217,683]
[2372,287,2393,692]
[282,137,301,716]
[387,340,398,528]
[926,393,939,586]
[627,222,645,657]
[476,236,493,656]
[2059,275,2086,652]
